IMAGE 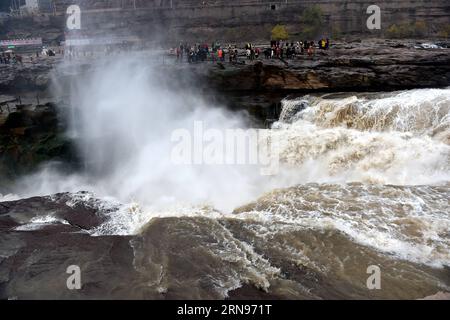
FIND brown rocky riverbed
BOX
[1,188,449,300]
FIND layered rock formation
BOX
[0,102,77,188]
[1,0,450,43]
[0,59,56,94]
[2,40,450,92]
[203,41,450,92]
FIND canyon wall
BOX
[1,0,450,43]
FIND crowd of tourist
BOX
[266,38,330,59]
[0,51,23,65]
[172,38,331,64]
[0,48,59,65]
[1,37,332,66]
[174,42,226,63]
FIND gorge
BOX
[0,0,450,301]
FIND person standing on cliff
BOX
[320,39,326,50]
[188,48,194,63]
[255,47,260,59]
[276,45,281,59]
[308,41,315,58]
[177,44,181,61]
[217,48,224,62]
[296,42,302,55]
[185,45,189,61]
[222,48,226,62]
[15,54,23,66]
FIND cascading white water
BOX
[297,90,450,140]
[232,89,450,268]
[12,56,300,214]
[270,90,450,185]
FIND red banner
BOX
[0,38,43,47]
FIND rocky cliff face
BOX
[0,60,55,94]
[1,0,450,44]
[0,102,78,188]
[2,40,449,93]
[1,39,449,118]
[203,41,450,92]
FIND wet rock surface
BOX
[0,193,449,300]
[0,102,78,188]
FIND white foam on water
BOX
[14,215,69,231]
[90,201,224,236]
[293,88,450,138]
[0,194,20,202]
[205,220,280,293]
[269,121,450,185]
[233,184,450,268]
